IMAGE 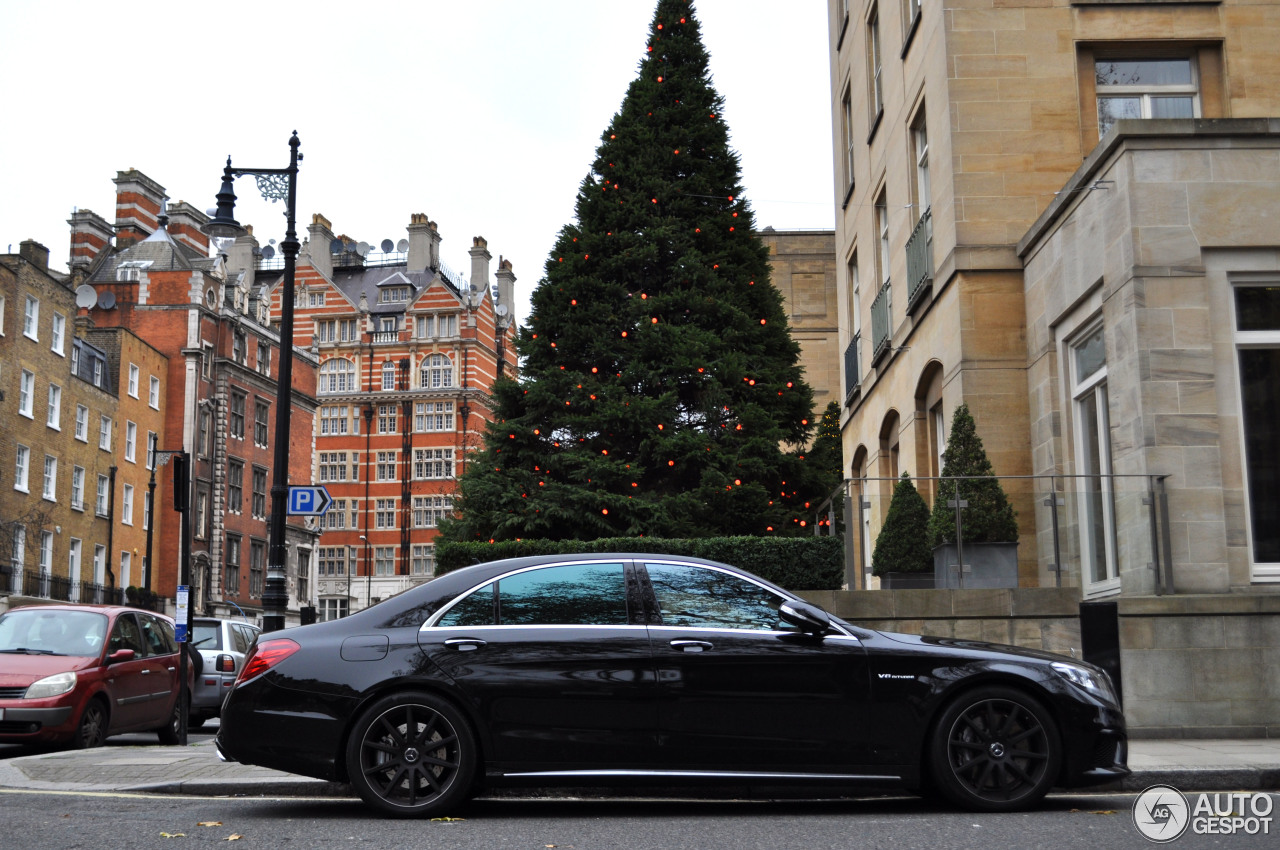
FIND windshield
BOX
[190,622,223,650]
[0,609,109,657]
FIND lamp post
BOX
[204,132,302,634]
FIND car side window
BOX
[108,614,146,654]
[645,563,788,631]
[139,614,175,656]
[438,583,496,627]
[498,563,628,626]
[231,625,254,654]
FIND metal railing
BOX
[0,565,128,605]
[844,334,861,400]
[870,280,892,362]
[905,207,933,310]
[818,473,1174,595]
[371,331,399,344]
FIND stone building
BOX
[238,214,518,618]
[827,0,1280,734]
[757,228,841,412]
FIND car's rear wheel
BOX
[157,691,185,745]
[345,691,476,817]
[73,698,108,749]
[928,686,1061,812]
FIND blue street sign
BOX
[287,485,333,517]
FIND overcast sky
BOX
[1,1,834,323]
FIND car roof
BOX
[6,603,171,620]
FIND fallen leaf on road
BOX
[159,833,185,839]
[198,822,223,827]
[1088,810,1116,815]
[430,817,465,822]
[226,835,244,842]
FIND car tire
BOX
[345,691,477,818]
[157,691,185,745]
[927,685,1061,813]
[73,698,109,749]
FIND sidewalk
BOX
[2,738,1279,799]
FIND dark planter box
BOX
[880,571,936,589]
[932,541,1019,589]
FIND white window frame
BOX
[1230,281,1280,581]
[1095,56,1200,138]
[96,475,109,516]
[72,465,85,511]
[122,483,134,525]
[75,404,89,441]
[47,383,61,430]
[99,416,112,450]
[19,369,34,418]
[1070,322,1120,596]
[51,312,65,355]
[42,454,57,501]
[15,444,30,492]
[149,375,160,409]
[125,421,137,462]
[127,363,140,398]
[23,295,38,340]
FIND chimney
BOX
[495,256,516,325]
[469,236,491,296]
[113,170,166,248]
[68,209,114,273]
[165,201,211,255]
[406,213,433,272]
[19,240,50,271]
[306,213,335,279]
[221,227,259,292]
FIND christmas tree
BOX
[442,0,817,542]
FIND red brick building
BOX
[248,213,517,617]
[73,171,319,622]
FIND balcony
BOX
[0,565,127,605]
[905,207,933,311]
[371,331,400,344]
[870,280,892,363]
[844,334,861,401]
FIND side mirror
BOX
[107,648,136,664]
[779,600,832,636]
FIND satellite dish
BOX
[268,239,277,246]
[262,245,276,260]
[396,239,409,253]
[380,239,394,253]
[495,304,508,316]
[97,291,117,310]
[205,207,218,217]
[344,240,355,253]
[330,239,344,255]
[75,285,97,309]
[356,242,370,257]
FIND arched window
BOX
[319,358,355,394]
[421,354,454,389]
[381,361,396,391]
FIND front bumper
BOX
[0,705,75,741]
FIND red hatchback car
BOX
[0,604,188,749]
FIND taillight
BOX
[216,653,236,673]
[236,639,300,684]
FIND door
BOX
[641,561,873,773]
[418,561,656,772]
[103,613,152,730]
[135,613,181,726]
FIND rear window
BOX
[191,622,223,651]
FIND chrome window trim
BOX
[502,769,899,782]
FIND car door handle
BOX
[443,638,487,652]
[670,640,713,653]
[139,669,151,675]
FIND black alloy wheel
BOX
[74,699,108,749]
[929,686,1061,812]
[345,692,477,817]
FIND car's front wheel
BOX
[928,685,1061,812]
[345,691,477,817]
[73,698,108,749]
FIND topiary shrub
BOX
[927,403,1019,546]
[871,473,933,576]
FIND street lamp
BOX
[204,132,302,634]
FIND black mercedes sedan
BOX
[216,554,1128,816]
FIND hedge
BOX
[434,536,844,591]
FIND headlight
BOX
[1051,661,1118,704]
[25,671,78,700]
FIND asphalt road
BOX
[0,788,1276,850]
